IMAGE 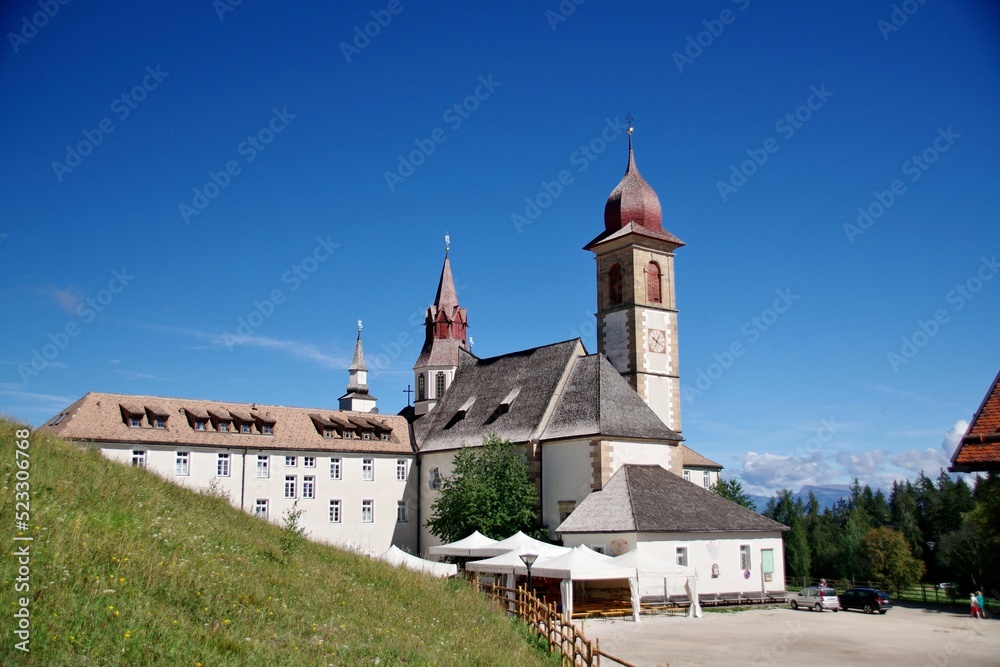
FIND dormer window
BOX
[218,422,229,433]
[262,424,273,435]
[380,433,390,441]
[323,428,334,438]
[362,432,371,440]
[119,403,145,428]
[154,418,167,429]
[129,416,141,428]
[195,420,207,431]
[240,423,252,434]
[144,406,169,430]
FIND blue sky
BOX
[2,1,998,495]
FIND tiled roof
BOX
[680,445,723,470]
[42,392,414,454]
[556,464,787,534]
[950,370,1000,472]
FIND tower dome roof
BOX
[603,134,663,233]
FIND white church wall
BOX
[607,440,676,476]
[417,449,458,553]
[541,439,597,536]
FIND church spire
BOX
[412,239,469,417]
[339,321,377,413]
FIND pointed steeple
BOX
[603,128,664,233]
[339,321,377,413]
[412,238,469,417]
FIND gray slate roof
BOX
[542,355,681,442]
[556,464,787,534]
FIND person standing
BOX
[971,593,981,619]
[976,591,987,619]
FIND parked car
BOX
[839,587,892,614]
[790,586,840,612]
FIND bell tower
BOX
[584,126,685,433]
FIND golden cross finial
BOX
[445,233,451,253]
[626,113,634,135]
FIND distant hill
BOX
[0,420,554,666]
[750,484,854,513]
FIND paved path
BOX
[580,603,999,667]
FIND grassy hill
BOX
[0,419,556,666]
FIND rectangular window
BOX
[303,456,316,468]
[285,456,297,467]
[302,476,315,499]
[362,458,374,481]
[254,499,268,519]
[703,471,711,489]
[131,450,146,468]
[262,424,273,435]
[329,499,341,523]
[240,423,251,434]
[323,428,334,438]
[195,420,207,431]
[154,417,167,429]
[683,470,691,482]
[175,452,189,476]
[129,416,141,428]
[329,458,342,480]
[396,459,407,481]
[284,475,296,499]
[396,501,407,523]
[740,545,751,571]
[676,546,688,567]
[362,432,371,440]
[217,453,230,477]
[218,421,229,433]
[361,499,374,523]
[256,455,269,478]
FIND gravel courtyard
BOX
[581,603,999,667]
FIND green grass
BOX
[0,419,558,666]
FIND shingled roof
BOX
[950,369,1000,472]
[42,392,414,454]
[556,464,787,534]
[542,354,681,442]
[680,444,722,470]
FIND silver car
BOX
[791,586,840,612]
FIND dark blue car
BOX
[839,587,892,614]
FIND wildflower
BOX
[125,631,132,640]
[114,610,119,617]
[223,620,230,625]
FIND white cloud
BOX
[835,450,886,477]
[890,448,950,475]
[941,419,968,459]
[737,450,833,495]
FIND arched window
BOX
[609,263,623,305]
[435,372,446,398]
[417,374,426,401]
[646,261,661,303]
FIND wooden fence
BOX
[476,580,643,667]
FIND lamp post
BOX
[520,553,538,591]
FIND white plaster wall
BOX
[607,440,673,477]
[417,450,458,553]
[98,443,417,554]
[602,310,630,373]
[562,531,786,596]
[683,467,720,490]
[541,439,597,535]
[639,309,673,374]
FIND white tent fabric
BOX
[427,530,499,557]
[469,531,569,558]
[685,575,703,618]
[610,549,696,599]
[379,545,458,578]
[465,545,554,574]
[529,545,640,622]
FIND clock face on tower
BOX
[647,329,666,354]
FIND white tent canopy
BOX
[530,545,641,622]
[379,545,458,578]
[469,531,568,558]
[610,548,696,599]
[427,530,500,558]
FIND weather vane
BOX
[357,319,363,332]
[626,112,634,135]
[445,232,450,253]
